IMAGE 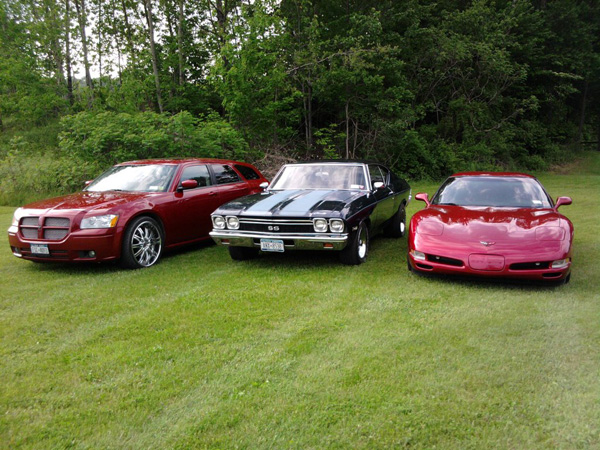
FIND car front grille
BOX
[239,217,315,234]
[426,254,464,267]
[510,261,551,270]
[19,216,71,241]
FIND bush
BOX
[58,111,257,167]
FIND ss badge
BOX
[268,225,280,231]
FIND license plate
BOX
[260,239,284,252]
[30,244,49,255]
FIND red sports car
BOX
[8,159,267,268]
[408,172,573,283]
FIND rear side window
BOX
[368,165,384,188]
[211,164,241,185]
[235,164,261,180]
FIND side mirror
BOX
[373,182,385,191]
[178,179,199,192]
[415,193,430,207]
[554,196,572,211]
[84,180,93,186]
[259,181,269,190]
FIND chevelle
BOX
[8,159,267,268]
[210,161,411,265]
[408,172,573,283]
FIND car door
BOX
[368,164,395,228]
[209,163,252,203]
[163,164,222,244]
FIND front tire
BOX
[121,216,163,269]
[228,246,259,261]
[340,221,369,265]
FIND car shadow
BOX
[408,270,569,290]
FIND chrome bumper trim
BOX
[210,230,349,251]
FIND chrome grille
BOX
[239,218,314,234]
[44,229,69,240]
[45,217,70,227]
[19,216,71,241]
[22,228,38,239]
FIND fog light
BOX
[323,243,334,249]
[89,250,96,258]
[412,250,426,261]
[551,258,569,269]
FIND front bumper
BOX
[407,251,571,282]
[8,225,120,263]
[210,230,349,251]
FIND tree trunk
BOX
[345,100,350,159]
[178,0,184,86]
[65,0,74,105]
[144,0,164,113]
[215,0,229,69]
[578,79,588,143]
[74,0,93,92]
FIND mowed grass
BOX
[1,154,599,449]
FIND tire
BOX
[228,246,259,261]
[384,204,406,238]
[120,216,163,269]
[340,221,369,265]
[406,254,413,272]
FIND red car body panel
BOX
[408,173,574,282]
[8,159,267,264]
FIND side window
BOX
[379,166,390,184]
[179,165,211,188]
[212,164,241,185]
[368,165,384,188]
[235,164,261,180]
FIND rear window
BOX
[211,164,241,185]
[235,164,261,180]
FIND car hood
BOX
[215,189,365,218]
[413,205,568,242]
[20,191,153,215]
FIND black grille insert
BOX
[426,254,463,267]
[510,261,551,270]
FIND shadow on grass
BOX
[408,269,569,291]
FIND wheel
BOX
[228,246,259,261]
[340,221,369,265]
[120,216,163,269]
[406,254,413,272]
[384,204,406,238]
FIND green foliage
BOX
[58,111,255,167]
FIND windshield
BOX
[270,164,367,190]
[85,164,177,193]
[432,176,553,208]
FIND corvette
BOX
[408,172,573,283]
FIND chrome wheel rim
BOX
[400,221,405,234]
[357,226,367,259]
[131,221,161,267]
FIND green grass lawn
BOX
[1,154,599,449]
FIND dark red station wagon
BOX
[8,159,267,268]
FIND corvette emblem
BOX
[480,241,496,247]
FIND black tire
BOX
[340,221,369,265]
[384,204,406,238]
[407,254,413,272]
[120,216,163,269]
[228,246,259,261]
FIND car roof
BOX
[450,171,536,178]
[293,159,380,165]
[118,158,253,166]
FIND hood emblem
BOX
[480,241,496,247]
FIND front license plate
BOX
[30,244,49,255]
[260,239,284,253]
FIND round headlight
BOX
[313,218,328,232]
[212,215,226,229]
[329,219,344,233]
[226,216,240,230]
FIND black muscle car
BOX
[209,161,411,265]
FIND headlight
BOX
[551,258,570,269]
[411,250,426,261]
[212,215,226,229]
[226,216,240,230]
[11,207,23,227]
[80,214,119,229]
[313,218,328,232]
[329,219,344,233]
